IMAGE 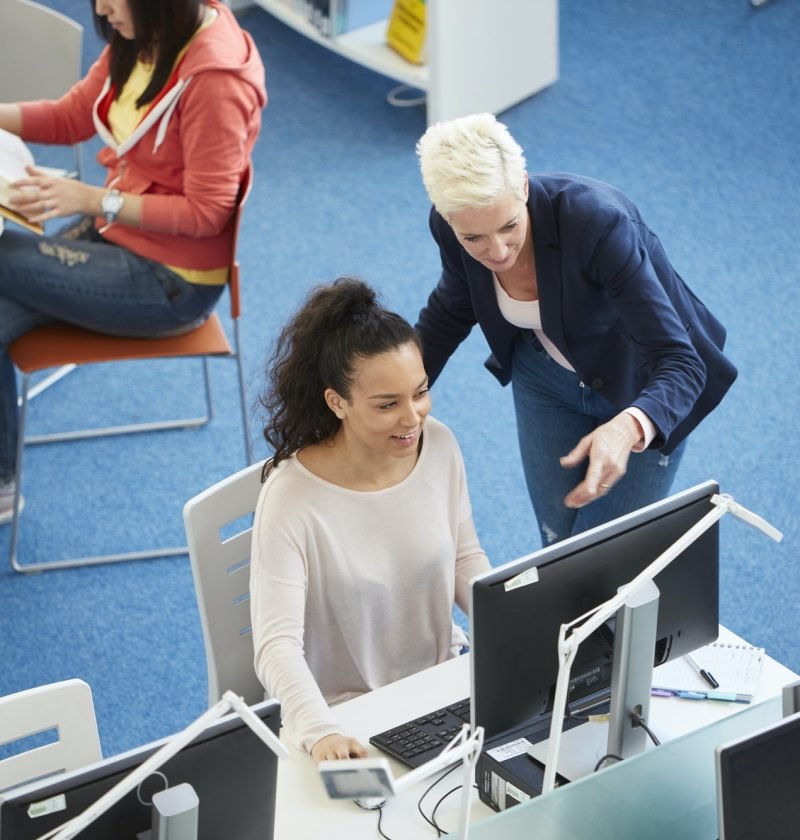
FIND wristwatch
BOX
[101,186,124,226]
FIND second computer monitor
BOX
[716,708,800,840]
[469,480,720,739]
[0,698,282,840]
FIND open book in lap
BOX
[0,127,45,234]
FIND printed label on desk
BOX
[486,737,534,763]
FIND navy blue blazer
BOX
[416,173,737,454]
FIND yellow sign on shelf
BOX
[386,0,427,65]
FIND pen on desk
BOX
[675,690,707,701]
[685,652,719,689]
[651,688,749,704]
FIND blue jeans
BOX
[511,330,686,545]
[0,220,224,483]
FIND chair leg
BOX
[9,372,189,574]
[232,321,253,466]
[25,364,77,403]
[25,359,215,445]
[8,356,246,572]
[8,375,30,573]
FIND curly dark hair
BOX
[92,0,206,108]
[259,277,421,477]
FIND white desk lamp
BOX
[541,492,783,795]
[35,691,290,840]
[319,724,485,840]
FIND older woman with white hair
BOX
[415,112,737,545]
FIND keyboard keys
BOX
[370,698,472,768]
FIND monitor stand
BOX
[606,579,660,761]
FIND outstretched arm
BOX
[560,411,644,508]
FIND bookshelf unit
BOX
[235,0,559,125]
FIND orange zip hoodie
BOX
[19,1,267,271]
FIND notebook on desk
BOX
[653,642,765,701]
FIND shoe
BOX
[0,481,24,527]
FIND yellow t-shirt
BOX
[107,12,228,286]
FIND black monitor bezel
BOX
[0,698,281,840]
[469,480,720,739]
[716,709,800,840]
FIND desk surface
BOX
[274,626,798,839]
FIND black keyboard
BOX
[370,696,606,769]
[369,698,472,768]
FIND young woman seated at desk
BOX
[250,277,490,761]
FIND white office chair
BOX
[0,678,102,793]
[183,460,269,707]
[0,0,85,400]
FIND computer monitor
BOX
[469,480,720,739]
[0,698,281,840]
[782,679,800,717]
[715,709,800,840]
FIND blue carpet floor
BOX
[1,0,798,758]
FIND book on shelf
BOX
[0,127,44,234]
[291,0,386,38]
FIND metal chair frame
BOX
[7,167,254,574]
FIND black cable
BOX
[593,753,624,772]
[430,784,472,834]
[630,711,661,746]
[416,763,460,835]
[354,799,392,840]
[376,803,391,840]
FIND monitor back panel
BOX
[716,710,800,840]
[470,481,719,738]
[0,700,281,840]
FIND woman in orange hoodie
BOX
[0,0,267,522]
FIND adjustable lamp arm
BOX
[391,724,484,796]
[37,691,289,840]
[541,493,782,794]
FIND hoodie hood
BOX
[180,1,267,108]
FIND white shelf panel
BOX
[252,0,428,90]
[241,0,559,125]
[337,21,427,90]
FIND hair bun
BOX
[330,276,377,320]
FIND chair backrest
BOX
[0,0,84,177]
[183,460,268,706]
[0,0,83,103]
[0,679,101,793]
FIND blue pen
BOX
[675,690,707,700]
[706,690,750,704]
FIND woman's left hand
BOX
[8,165,101,224]
[560,413,643,508]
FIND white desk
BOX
[274,626,798,839]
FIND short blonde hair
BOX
[416,113,527,217]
